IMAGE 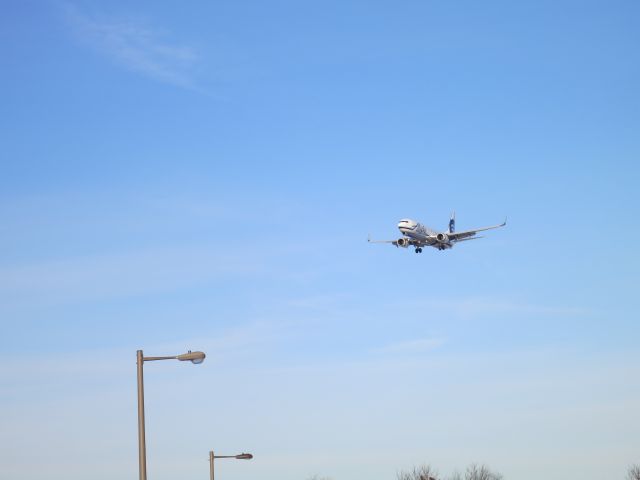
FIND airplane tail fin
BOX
[449,211,455,233]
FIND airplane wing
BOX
[367,234,396,244]
[448,218,507,241]
[367,235,425,247]
[454,235,485,242]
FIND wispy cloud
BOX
[0,320,289,383]
[398,296,592,319]
[0,245,263,307]
[374,336,445,355]
[64,4,202,91]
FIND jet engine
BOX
[436,233,449,244]
[396,237,410,248]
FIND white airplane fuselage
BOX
[397,218,453,250]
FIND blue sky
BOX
[1,1,639,479]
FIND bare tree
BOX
[628,464,640,480]
[464,463,503,480]
[447,470,463,480]
[397,464,439,480]
[397,462,502,480]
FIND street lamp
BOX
[209,450,253,480]
[136,349,206,480]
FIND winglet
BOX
[367,234,371,243]
[502,216,508,226]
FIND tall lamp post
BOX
[136,349,206,480]
[209,451,253,480]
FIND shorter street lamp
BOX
[209,451,253,480]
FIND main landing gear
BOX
[414,247,423,253]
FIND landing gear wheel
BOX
[415,248,422,253]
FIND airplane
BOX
[368,212,506,253]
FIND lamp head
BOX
[177,350,206,364]
[235,453,253,460]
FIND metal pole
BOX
[137,350,147,480]
[209,450,214,480]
